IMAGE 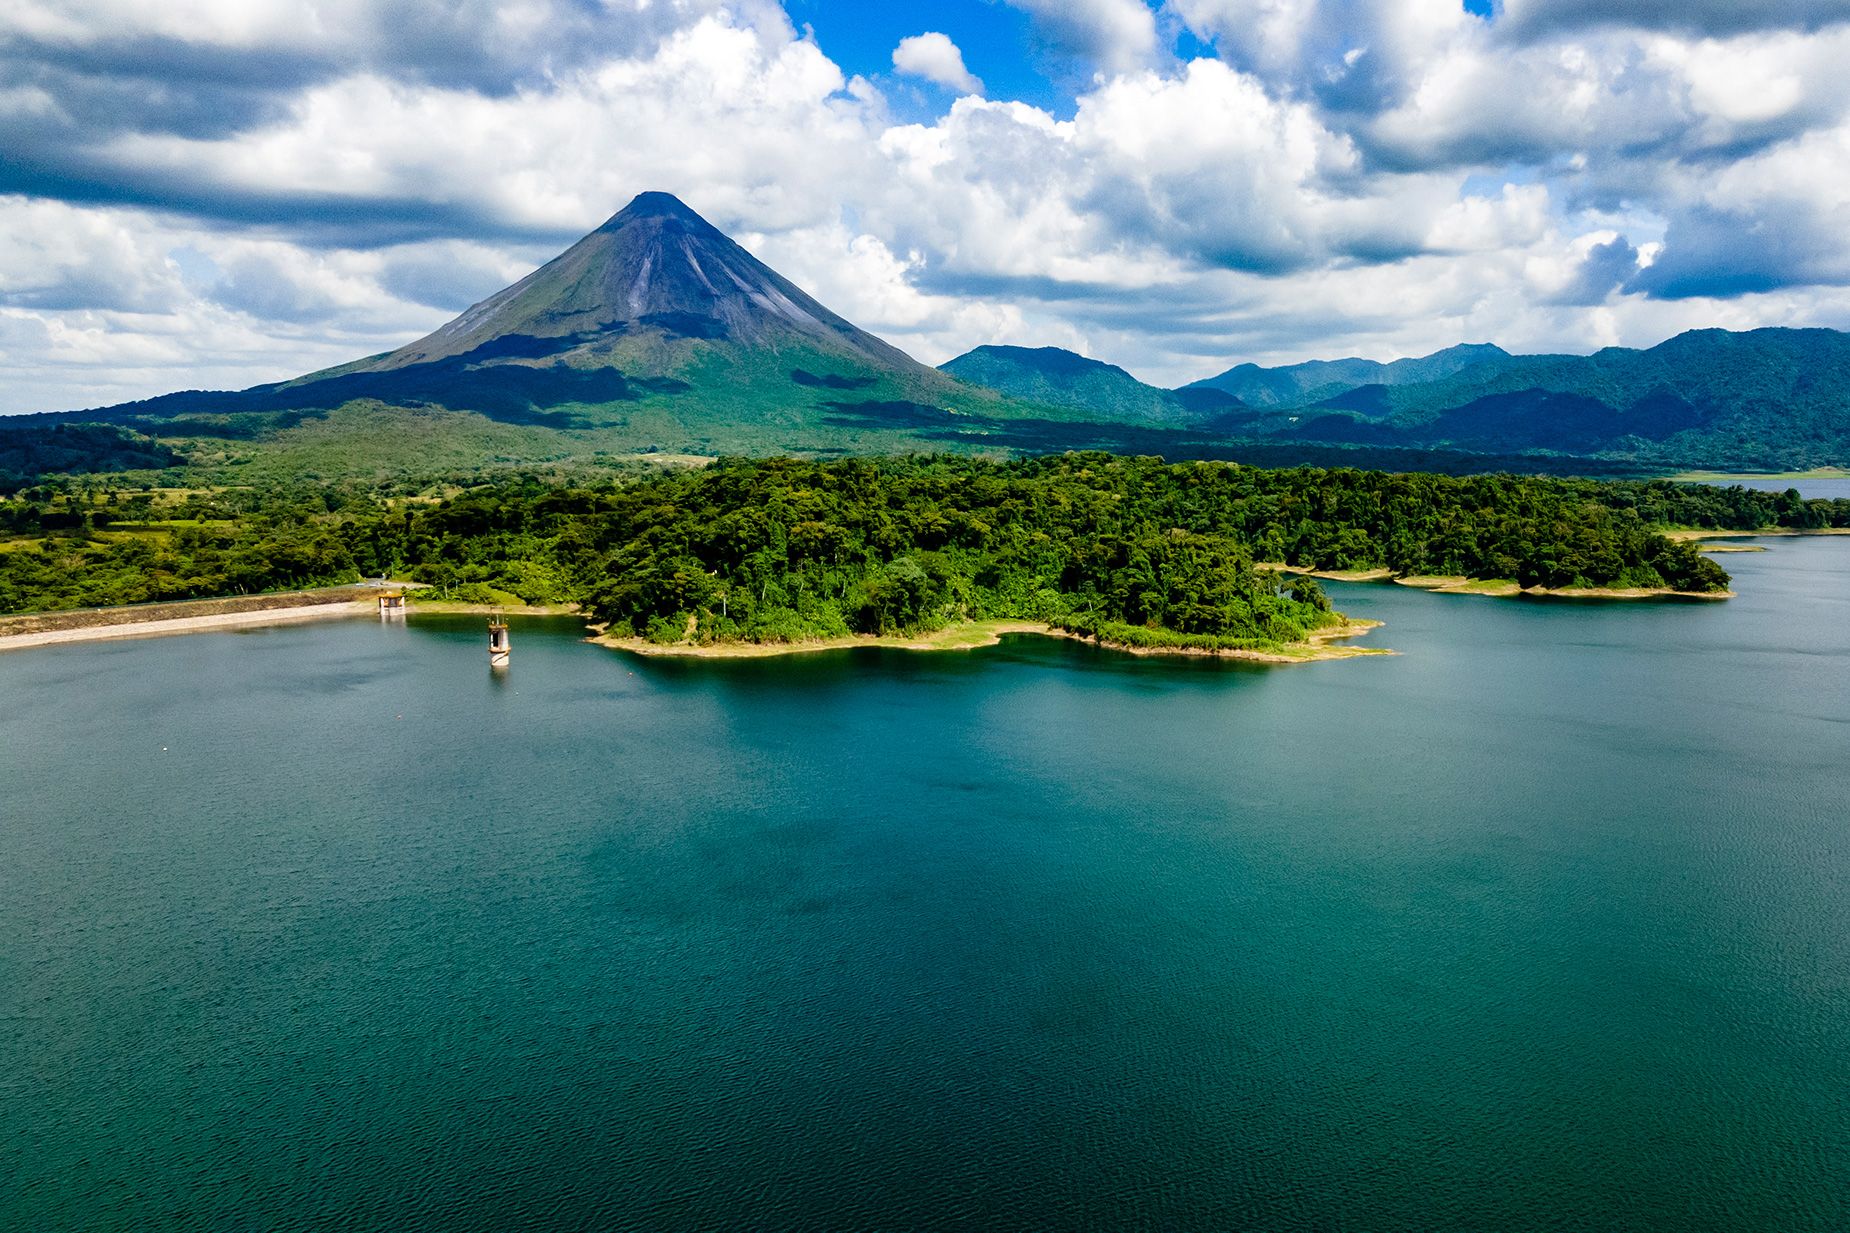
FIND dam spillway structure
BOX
[488,616,511,669]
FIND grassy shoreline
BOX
[1663,527,1850,541]
[594,617,1390,665]
[1261,565,1734,601]
[404,599,576,616]
[1669,468,1850,483]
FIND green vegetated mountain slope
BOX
[37,193,1093,480]
[939,345,1241,423]
[0,423,185,489]
[1264,328,1850,469]
[1186,343,1515,408]
[942,329,1850,471]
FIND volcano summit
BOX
[367,192,930,375]
[60,192,1063,470]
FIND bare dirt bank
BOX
[0,597,375,652]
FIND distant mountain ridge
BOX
[939,345,1240,424]
[1187,343,1515,407]
[1260,327,1850,468]
[939,329,1850,470]
[937,341,1520,423]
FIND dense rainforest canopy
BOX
[8,454,1840,649]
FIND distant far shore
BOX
[1669,468,1850,483]
[594,618,1390,665]
[1663,527,1850,541]
[1262,565,1735,601]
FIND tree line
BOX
[9,455,1840,644]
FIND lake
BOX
[4,538,1848,1231]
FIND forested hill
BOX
[936,328,1850,471]
[1226,327,1850,469]
[13,456,1839,650]
[0,423,183,490]
[1187,343,1514,407]
[938,345,1238,422]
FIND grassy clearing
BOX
[1395,576,1524,596]
[598,617,1392,665]
[104,518,235,530]
[1664,527,1850,541]
[597,619,1053,659]
[406,599,576,617]
[1670,468,1850,483]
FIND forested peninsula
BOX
[7,455,1843,658]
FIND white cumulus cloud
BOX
[892,32,984,95]
[7,0,1850,409]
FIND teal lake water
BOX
[5,539,1849,1231]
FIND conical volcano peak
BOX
[600,190,708,230]
[359,188,930,376]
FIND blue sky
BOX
[796,0,1492,113]
[790,0,1065,113]
[2,0,1849,412]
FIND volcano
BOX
[363,191,932,375]
[62,192,1049,464]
